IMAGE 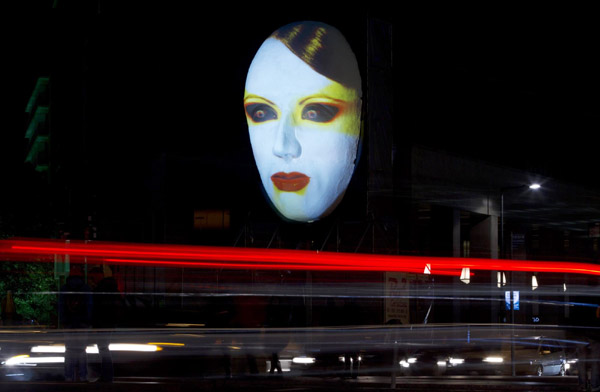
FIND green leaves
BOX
[0,261,56,325]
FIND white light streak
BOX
[31,346,65,353]
[292,356,315,364]
[483,356,504,363]
[108,344,160,352]
[29,344,150,354]
[4,355,65,366]
[449,358,464,365]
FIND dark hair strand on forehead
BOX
[270,21,361,91]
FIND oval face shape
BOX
[244,30,361,223]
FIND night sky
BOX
[2,3,599,238]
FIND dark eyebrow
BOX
[244,94,276,106]
[298,95,347,105]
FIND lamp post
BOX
[500,183,541,376]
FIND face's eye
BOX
[245,103,277,123]
[301,103,339,123]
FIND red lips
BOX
[271,172,310,192]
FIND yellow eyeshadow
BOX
[316,82,360,104]
[244,84,361,137]
[244,91,275,106]
[294,83,361,137]
[243,93,281,124]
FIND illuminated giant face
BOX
[245,37,361,222]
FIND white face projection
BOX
[244,24,362,222]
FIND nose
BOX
[272,115,302,161]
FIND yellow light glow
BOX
[147,342,185,347]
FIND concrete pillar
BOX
[468,215,499,323]
[490,216,499,324]
[490,215,498,260]
[470,215,498,259]
[452,209,461,322]
[453,209,461,258]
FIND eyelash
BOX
[301,103,340,123]
[245,103,278,123]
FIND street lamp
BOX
[500,183,541,377]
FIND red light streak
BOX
[2,238,600,276]
[102,258,463,275]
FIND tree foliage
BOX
[0,261,57,326]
